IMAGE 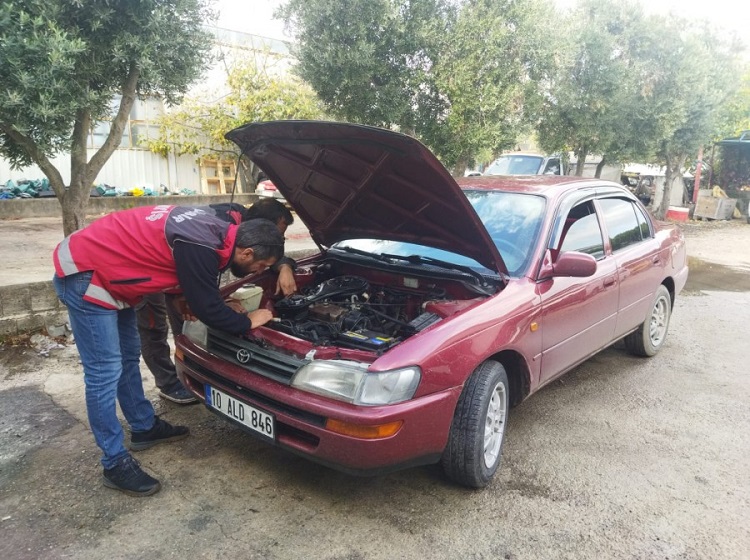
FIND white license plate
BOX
[205,384,275,440]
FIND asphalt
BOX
[0,217,749,559]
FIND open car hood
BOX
[226,120,508,275]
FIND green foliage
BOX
[428,0,558,170]
[713,68,750,140]
[278,0,451,134]
[143,55,326,158]
[536,0,654,172]
[0,0,213,234]
[279,0,558,174]
[0,0,213,168]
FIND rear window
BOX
[598,198,644,252]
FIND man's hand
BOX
[173,295,197,322]
[248,309,273,329]
[275,264,298,296]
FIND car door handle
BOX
[603,276,616,287]
[652,256,661,265]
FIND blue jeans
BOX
[53,272,155,469]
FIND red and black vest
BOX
[53,205,237,309]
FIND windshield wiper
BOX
[335,247,506,289]
[336,246,390,262]
[379,253,504,287]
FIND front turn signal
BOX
[325,419,403,439]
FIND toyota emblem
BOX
[236,349,252,364]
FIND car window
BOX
[634,204,652,239]
[542,159,560,175]
[466,190,546,275]
[598,198,643,252]
[559,202,605,259]
[333,191,546,278]
[485,155,544,175]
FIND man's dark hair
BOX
[246,198,294,226]
[236,219,285,261]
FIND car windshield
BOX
[332,191,546,277]
[485,155,544,175]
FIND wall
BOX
[0,194,258,220]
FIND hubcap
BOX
[483,381,507,469]
[649,295,669,347]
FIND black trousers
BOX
[135,293,185,392]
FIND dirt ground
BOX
[0,217,749,559]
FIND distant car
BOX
[255,178,284,200]
[176,121,688,488]
[485,152,564,176]
[464,169,482,177]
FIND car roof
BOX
[457,174,606,196]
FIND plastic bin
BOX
[233,284,263,312]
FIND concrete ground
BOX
[0,217,749,559]
[0,212,318,287]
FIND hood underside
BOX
[226,120,507,274]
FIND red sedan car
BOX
[175,121,688,488]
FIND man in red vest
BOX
[136,200,297,404]
[53,205,284,497]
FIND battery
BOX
[337,330,396,351]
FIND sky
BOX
[212,0,749,49]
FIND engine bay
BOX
[249,258,496,354]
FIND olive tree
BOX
[144,55,326,189]
[0,0,213,235]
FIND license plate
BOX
[205,384,275,440]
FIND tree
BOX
[0,0,213,236]
[278,0,451,136]
[536,0,653,177]
[639,21,744,218]
[427,0,558,174]
[144,54,326,189]
[279,0,557,176]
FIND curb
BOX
[0,249,319,336]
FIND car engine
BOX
[267,275,443,352]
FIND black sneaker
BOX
[102,455,161,497]
[130,417,190,451]
[158,383,198,405]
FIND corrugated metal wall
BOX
[0,149,201,192]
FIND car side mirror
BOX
[552,251,597,277]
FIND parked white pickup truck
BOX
[484,152,565,176]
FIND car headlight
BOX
[182,320,207,349]
[291,360,421,406]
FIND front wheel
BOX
[441,361,509,488]
[625,285,672,357]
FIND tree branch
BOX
[70,108,91,186]
[87,62,141,175]
[0,123,67,197]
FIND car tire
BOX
[624,285,672,357]
[441,360,509,488]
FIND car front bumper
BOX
[175,339,461,476]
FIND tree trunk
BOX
[60,64,141,236]
[655,153,687,220]
[595,157,606,179]
[453,154,469,179]
[574,148,588,176]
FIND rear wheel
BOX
[625,285,672,357]
[441,361,509,488]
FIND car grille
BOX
[183,356,326,428]
[207,329,309,385]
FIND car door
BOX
[595,197,663,338]
[538,199,619,384]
